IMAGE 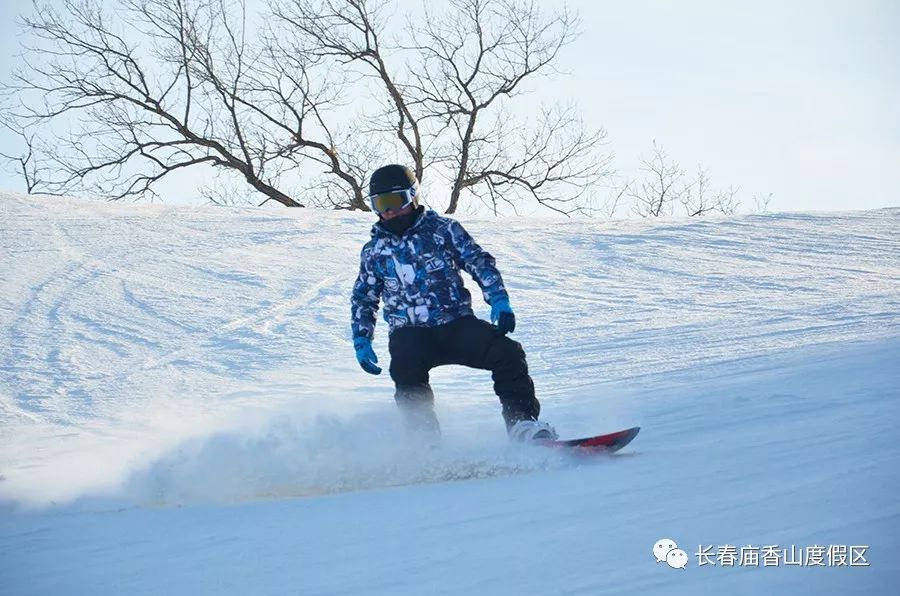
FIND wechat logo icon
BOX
[653,538,688,570]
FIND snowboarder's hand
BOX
[354,336,382,375]
[490,298,516,334]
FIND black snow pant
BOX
[388,315,540,435]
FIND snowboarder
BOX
[350,164,557,443]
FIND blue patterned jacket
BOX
[351,210,508,339]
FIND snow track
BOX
[0,194,898,594]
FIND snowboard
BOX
[538,426,640,454]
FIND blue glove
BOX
[490,297,516,334]
[354,336,382,375]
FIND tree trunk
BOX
[446,115,478,214]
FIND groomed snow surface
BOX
[1,193,898,595]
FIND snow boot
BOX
[508,419,558,443]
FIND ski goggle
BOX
[369,186,416,214]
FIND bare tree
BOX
[7,0,610,213]
[752,192,773,212]
[270,0,610,214]
[628,141,685,217]
[406,0,609,215]
[681,165,740,216]
[0,117,53,194]
[713,184,741,215]
[5,0,383,207]
[628,143,746,218]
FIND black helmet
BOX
[368,164,419,214]
[369,164,417,195]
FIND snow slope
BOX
[1,193,898,595]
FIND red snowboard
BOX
[539,426,640,454]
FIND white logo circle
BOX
[666,548,689,569]
[653,538,678,563]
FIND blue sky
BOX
[558,0,900,212]
[1,0,898,213]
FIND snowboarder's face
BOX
[379,202,415,220]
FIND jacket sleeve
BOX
[350,242,383,339]
[446,220,509,305]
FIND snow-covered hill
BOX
[1,193,898,595]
